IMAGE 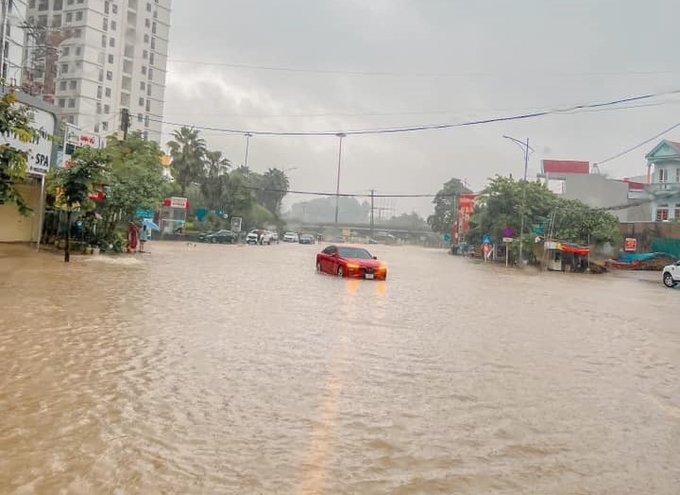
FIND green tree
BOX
[385,212,430,230]
[0,90,47,214]
[167,126,206,195]
[49,148,109,262]
[466,175,620,255]
[200,150,231,210]
[427,178,472,234]
[98,133,167,235]
[221,172,255,220]
[257,167,290,215]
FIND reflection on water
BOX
[1,242,679,494]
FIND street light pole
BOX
[244,132,252,167]
[502,135,533,266]
[334,133,346,227]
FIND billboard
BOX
[0,105,57,176]
[453,194,478,241]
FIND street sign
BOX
[195,207,208,221]
[443,233,451,242]
[135,208,154,219]
[624,238,637,252]
[482,235,492,244]
[502,237,514,243]
[231,216,242,233]
[169,196,188,209]
[503,227,514,238]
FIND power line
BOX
[152,88,680,137]
[595,121,680,166]
[246,186,445,198]
[165,58,680,79]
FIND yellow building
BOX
[0,178,43,242]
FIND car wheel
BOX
[316,261,322,273]
[663,272,676,288]
[337,265,344,277]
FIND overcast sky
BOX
[162,0,680,216]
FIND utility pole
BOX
[0,0,8,83]
[120,108,131,140]
[244,132,252,167]
[519,137,529,265]
[370,188,375,239]
[334,133,346,227]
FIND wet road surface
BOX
[1,241,679,494]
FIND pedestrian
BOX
[127,222,139,253]
[139,224,149,252]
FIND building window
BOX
[52,15,62,27]
[148,68,153,81]
[101,35,107,48]
[59,81,67,90]
[58,98,66,108]
[106,70,113,80]
[111,21,117,31]
[74,28,82,38]
[104,104,110,114]
[144,34,149,43]
[105,87,111,97]
[676,168,680,183]
[144,115,149,127]
[69,80,77,90]
[75,60,82,69]
[77,0,84,4]
[152,22,156,34]
[108,54,114,64]
[29,0,36,9]
[146,84,151,96]
[98,69,104,82]
[103,18,108,31]
[97,86,102,98]
[98,52,105,64]
[104,1,109,14]
[147,2,152,12]
[65,12,73,23]
[102,122,109,131]
[67,0,74,4]
[112,4,118,14]
[60,63,68,74]
[143,49,148,59]
[675,205,680,220]
[145,18,150,27]
[141,65,146,75]
[94,124,100,133]
[149,53,154,65]
[139,81,145,90]
[75,46,82,56]
[68,98,76,108]
[659,168,668,182]
[37,0,48,11]
[54,0,64,9]
[109,37,115,47]
[657,205,669,221]
[62,46,70,56]
[75,11,83,22]
[96,102,102,114]
[138,97,144,106]
[145,100,150,111]
[138,113,143,122]
[150,37,155,49]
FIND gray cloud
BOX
[163,0,680,215]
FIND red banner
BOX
[453,194,478,240]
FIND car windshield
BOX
[338,247,373,259]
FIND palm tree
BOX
[259,168,290,215]
[166,127,206,195]
[200,151,231,209]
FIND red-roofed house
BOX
[536,159,650,222]
[541,160,590,175]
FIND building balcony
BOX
[645,181,680,192]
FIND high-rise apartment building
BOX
[1,1,30,84]
[24,0,171,142]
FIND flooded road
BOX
[1,241,679,494]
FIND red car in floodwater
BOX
[316,245,388,280]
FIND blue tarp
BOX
[618,252,673,263]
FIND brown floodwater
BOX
[0,241,678,494]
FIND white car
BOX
[269,231,279,243]
[283,232,299,243]
[662,260,680,288]
[246,230,272,245]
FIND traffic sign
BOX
[503,227,514,238]
[135,208,154,219]
[482,235,492,244]
[231,216,242,233]
[502,237,514,243]
[443,233,451,242]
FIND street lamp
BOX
[502,135,534,266]
[243,132,252,167]
[334,133,346,226]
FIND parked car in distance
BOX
[283,232,299,243]
[199,229,236,244]
[316,244,387,280]
[662,260,680,287]
[270,231,279,243]
[299,234,315,244]
[246,229,273,245]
